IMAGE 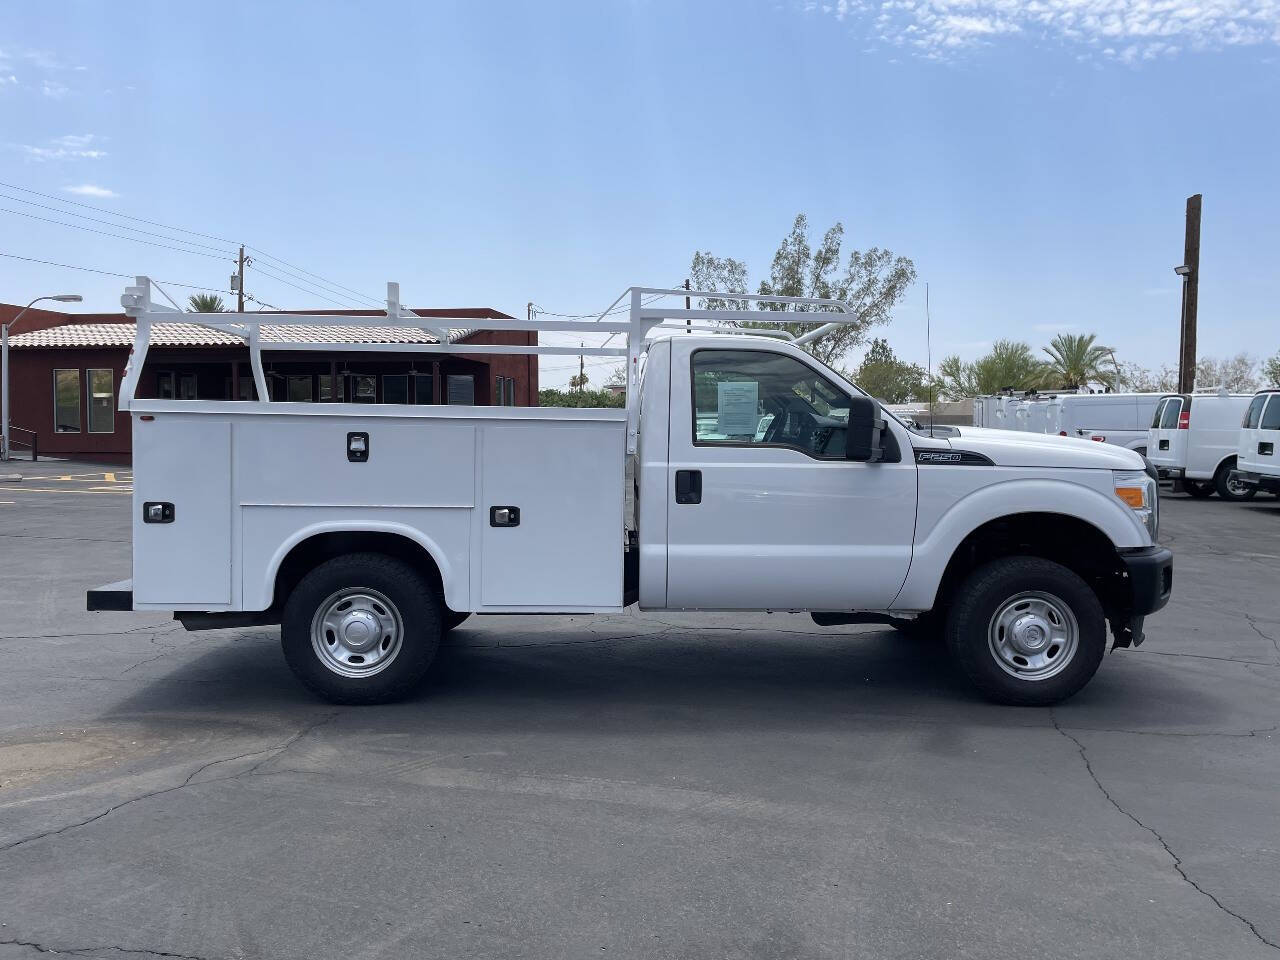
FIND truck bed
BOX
[130,400,628,614]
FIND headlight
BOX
[1114,471,1159,542]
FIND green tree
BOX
[689,213,916,367]
[1263,352,1280,387]
[937,340,1042,399]
[851,338,929,403]
[187,293,227,312]
[538,387,625,408]
[1041,333,1113,390]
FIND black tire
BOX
[890,611,942,641]
[1184,479,1214,499]
[281,553,441,704]
[945,556,1107,706]
[1214,459,1257,502]
[442,609,470,632]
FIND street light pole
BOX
[2,293,82,460]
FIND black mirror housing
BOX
[846,395,884,462]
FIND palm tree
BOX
[1041,333,1112,390]
[188,293,227,313]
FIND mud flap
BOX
[1110,615,1146,650]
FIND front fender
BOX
[893,475,1149,610]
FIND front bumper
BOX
[1120,547,1173,617]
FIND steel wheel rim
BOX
[987,591,1079,682]
[310,587,404,678]
[1226,476,1250,497]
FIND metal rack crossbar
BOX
[119,277,864,452]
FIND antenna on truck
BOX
[926,282,934,438]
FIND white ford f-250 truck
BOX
[88,280,1172,707]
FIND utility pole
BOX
[684,278,691,334]
[1177,195,1201,394]
[236,245,247,313]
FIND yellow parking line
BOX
[2,485,132,495]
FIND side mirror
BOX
[846,395,884,462]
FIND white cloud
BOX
[15,134,107,161]
[813,0,1280,62]
[0,74,16,88]
[62,183,118,198]
[41,79,69,99]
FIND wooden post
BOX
[1178,194,1201,394]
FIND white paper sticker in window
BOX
[716,381,759,436]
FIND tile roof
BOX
[8,320,472,349]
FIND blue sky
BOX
[2,0,1278,386]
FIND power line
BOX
[249,264,353,308]
[0,206,230,260]
[0,251,231,293]
[242,253,380,307]
[0,192,238,257]
[246,245,382,305]
[0,179,238,246]
[0,179,383,309]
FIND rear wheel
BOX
[1214,459,1257,502]
[945,556,1106,706]
[1184,479,1214,499]
[281,553,441,704]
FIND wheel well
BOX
[934,513,1127,618]
[1213,454,1237,477]
[273,532,444,610]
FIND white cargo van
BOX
[1147,390,1257,500]
[87,279,1172,708]
[1232,389,1280,495]
[976,392,1163,454]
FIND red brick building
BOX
[1,303,537,464]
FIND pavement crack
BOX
[1051,710,1279,951]
[0,934,221,959]
[1244,614,1280,664]
[0,711,341,856]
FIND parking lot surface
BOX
[1,460,1278,960]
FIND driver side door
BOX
[664,342,917,611]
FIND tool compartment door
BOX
[478,421,624,608]
[132,416,232,605]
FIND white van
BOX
[1233,389,1280,495]
[1147,390,1257,500]
[976,392,1163,454]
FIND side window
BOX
[1243,394,1267,429]
[88,368,114,433]
[1262,396,1280,431]
[1150,398,1167,428]
[53,369,81,433]
[1159,397,1182,429]
[691,349,852,459]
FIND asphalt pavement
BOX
[1,460,1278,960]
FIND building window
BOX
[383,375,409,405]
[178,373,197,400]
[413,373,435,404]
[157,371,174,399]
[320,374,342,401]
[495,375,503,406]
[88,369,114,433]
[53,369,81,433]
[351,375,376,403]
[287,375,313,403]
[446,374,475,405]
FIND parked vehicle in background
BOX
[87,280,1172,708]
[1147,389,1257,500]
[974,392,1163,454]
[1232,389,1280,495]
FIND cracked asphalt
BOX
[1,460,1278,960]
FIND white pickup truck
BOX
[88,280,1172,707]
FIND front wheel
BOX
[945,556,1106,706]
[281,553,442,704]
